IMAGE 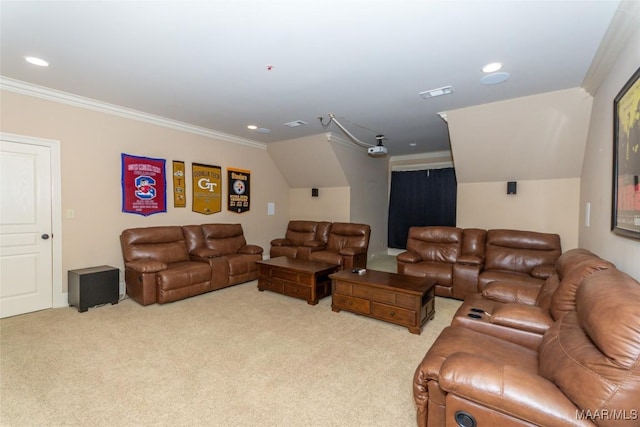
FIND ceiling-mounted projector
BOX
[367,145,387,156]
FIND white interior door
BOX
[0,139,53,318]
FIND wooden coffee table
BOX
[256,257,340,305]
[330,269,435,334]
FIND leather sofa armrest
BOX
[303,240,326,248]
[482,281,540,305]
[190,247,221,258]
[397,251,422,263]
[491,304,553,334]
[270,238,291,247]
[531,264,556,279]
[456,254,483,266]
[125,260,167,273]
[439,353,588,427]
[239,244,263,255]
[339,247,367,256]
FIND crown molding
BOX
[582,0,640,96]
[390,150,452,162]
[0,76,267,150]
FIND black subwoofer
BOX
[68,265,119,313]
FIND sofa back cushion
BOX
[539,269,640,418]
[484,229,561,274]
[549,256,615,320]
[284,220,320,245]
[406,226,462,264]
[461,228,486,258]
[326,222,370,251]
[201,223,247,255]
[120,226,189,264]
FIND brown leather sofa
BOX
[450,248,615,349]
[397,227,561,300]
[414,267,640,427]
[120,226,213,305]
[269,220,331,260]
[307,222,371,269]
[183,223,263,288]
[120,223,263,306]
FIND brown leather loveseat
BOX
[120,224,263,306]
[413,267,640,427]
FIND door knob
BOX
[41,234,50,240]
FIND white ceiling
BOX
[0,1,621,156]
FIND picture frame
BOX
[611,67,640,240]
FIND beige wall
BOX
[457,178,580,249]
[289,187,350,222]
[0,90,291,295]
[580,25,640,280]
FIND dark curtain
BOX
[387,167,457,249]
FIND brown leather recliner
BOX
[308,222,370,269]
[478,229,561,291]
[269,220,331,260]
[414,268,640,427]
[397,226,464,298]
[450,248,615,349]
[120,226,212,305]
[183,223,263,288]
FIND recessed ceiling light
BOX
[480,72,510,85]
[25,56,49,67]
[409,143,417,147]
[257,128,271,134]
[482,62,502,73]
[247,125,258,130]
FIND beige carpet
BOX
[0,258,461,427]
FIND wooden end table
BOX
[256,257,340,305]
[330,269,435,334]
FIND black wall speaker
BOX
[507,181,517,195]
[312,188,319,197]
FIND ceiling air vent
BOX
[284,120,308,128]
[419,86,454,99]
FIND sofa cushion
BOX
[406,226,462,264]
[549,257,615,320]
[401,261,453,286]
[284,220,320,245]
[120,226,190,264]
[539,269,640,418]
[201,223,247,255]
[156,261,212,290]
[484,229,561,274]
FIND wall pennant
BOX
[228,167,251,213]
[121,153,167,216]
[192,162,221,215]
[172,160,186,208]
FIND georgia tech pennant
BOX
[192,163,221,215]
[121,153,167,216]
[228,167,250,213]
